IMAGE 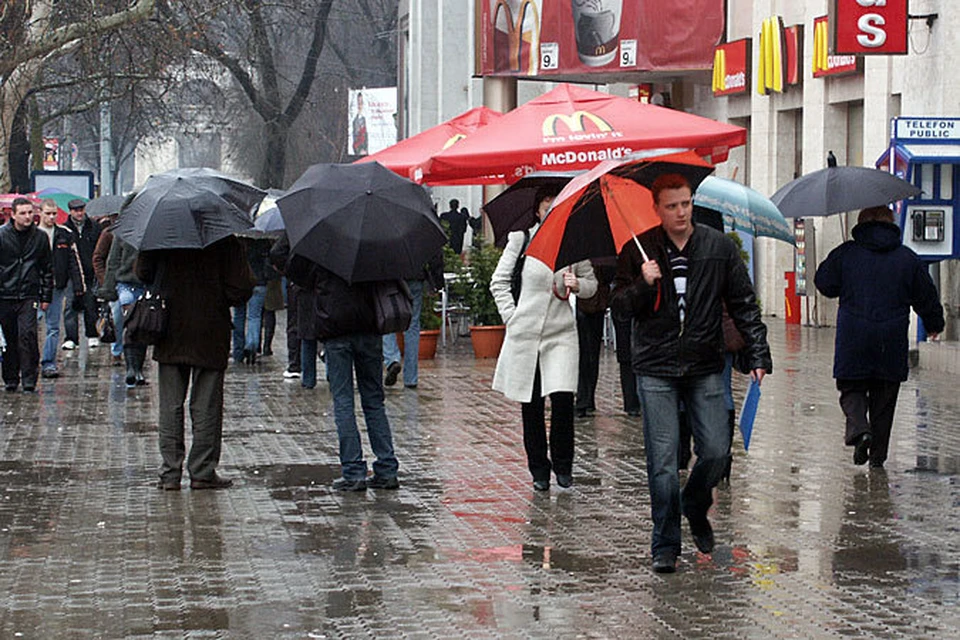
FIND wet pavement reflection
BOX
[1,322,959,637]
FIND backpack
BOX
[370,279,414,335]
[510,229,530,304]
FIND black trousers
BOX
[64,287,99,341]
[576,309,605,411]
[0,298,40,389]
[286,284,301,371]
[521,366,574,481]
[837,378,900,466]
[614,317,640,413]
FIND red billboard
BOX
[813,16,861,78]
[477,0,725,77]
[712,39,750,97]
[831,0,908,55]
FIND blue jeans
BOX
[110,301,123,357]
[232,285,267,358]
[39,286,68,371]
[325,333,399,481]
[382,280,423,386]
[637,372,729,556]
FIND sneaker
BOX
[384,361,401,386]
[367,475,399,489]
[41,368,59,379]
[332,477,367,492]
[61,340,77,351]
[282,369,301,379]
[88,337,100,348]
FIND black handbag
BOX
[371,280,413,335]
[96,304,117,344]
[123,291,168,345]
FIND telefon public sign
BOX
[830,0,908,55]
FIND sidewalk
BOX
[0,321,958,638]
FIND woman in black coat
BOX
[815,206,944,468]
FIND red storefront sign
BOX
[477,0,725,77]
[813,16,861,78]
[712,39,750,97]
[831,0,908,55]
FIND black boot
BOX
[134,344,149,386]
[124,346,138,388]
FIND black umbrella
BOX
[276,162,447,284]
[771,166,921,218]
[114,168,264,250]
[483,171,580,248]
[85,194,126,218]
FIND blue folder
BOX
[738,379,761,451]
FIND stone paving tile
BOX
[0,321,958,637]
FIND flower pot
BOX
[469,324,506,358]
[397,330,440,360]
[418,329,439,360]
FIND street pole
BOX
[100,103,113,195]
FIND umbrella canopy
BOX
[771,166,921,218]
[694,176,795,245]
[276,162,447,284]
[85,194,126,218]
[114,169,264,250]
[525,150,714,271]
[416,84,744,185]
[483,171,581,248]
[356,106,503,185]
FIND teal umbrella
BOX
[694,176,795,245]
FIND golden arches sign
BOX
[541,111,613,137]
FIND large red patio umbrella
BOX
[355,106,503,185]
[416,84,745,185]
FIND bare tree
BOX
[0,0,157,192]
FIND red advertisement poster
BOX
[831,0,907,55]
[712,39,750,97]
[478,0,725,77]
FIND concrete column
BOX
[479,77,518,240]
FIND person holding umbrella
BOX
[814,206,944,469]
[611,173,771,573]
[490,186,598,492]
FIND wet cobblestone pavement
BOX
[1,321,959,638]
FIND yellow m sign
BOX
[542,111,613,137]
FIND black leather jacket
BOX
[45,225,85,292]
[611,224,772,377]
[0,221,53,302]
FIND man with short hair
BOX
[63,198,101,349]
[611,173,772,574]
[0,198,53,392]
[36,199,85,378]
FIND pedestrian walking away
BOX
[610,173,772,574]
[137,236,255,491]
[814,206,944,469]
[99,237,149,388]
[490,187,597,492]
[0,198,53,392]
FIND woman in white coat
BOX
[490,189,597,491]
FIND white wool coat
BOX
[490,229,597,403]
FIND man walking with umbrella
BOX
[611,173,772,573]
[814,206,944,468]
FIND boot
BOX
[134,344,149,386]
[124,346,138,388]
[721,409,735,484]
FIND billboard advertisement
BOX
[812,16,861,78]
[831,0,908,55]
[712,39,750,97]
[347,87,397,157]
[477,0,725,77]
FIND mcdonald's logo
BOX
[441,134,466,150]
[542,111,614,137]
[712,39,749,97]
[812,15,859,78]
[756,16,784,95]
[492,0,541,76]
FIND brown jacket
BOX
[92,227,113,286]
[136,236,254,370]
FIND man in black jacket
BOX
[815,206,944,469]
[63,198,101,349]
[611,174,772,574]
[0,198,53,392]
[37,200,85,378]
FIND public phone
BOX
[911,209,945,242]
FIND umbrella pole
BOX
[599,179,652,262]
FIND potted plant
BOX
[458,241,506,358]
[418,290,442,359]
